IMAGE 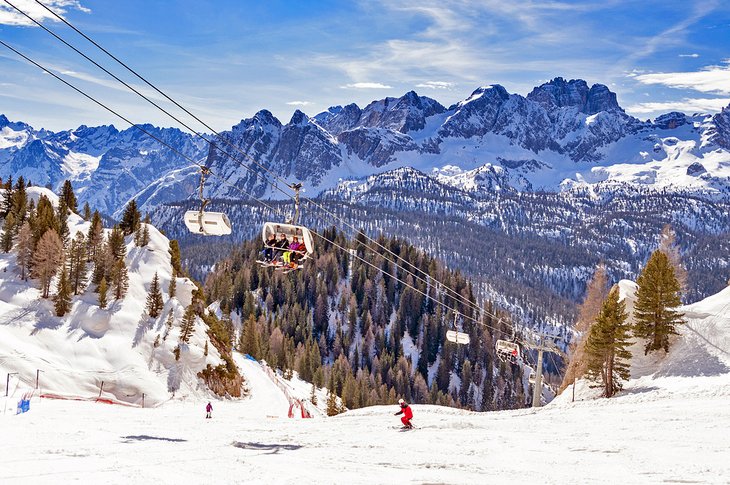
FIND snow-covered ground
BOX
[0,188,221,406]
[2,281,729,483]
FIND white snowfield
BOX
[0,188,223,406]
[1,196,728,483]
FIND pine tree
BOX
[145,272,164,318]
[54,265,72,317]
[107,225,126,262]
[1,177,12,218]
[1,212,16,252]
[634,250,685,354]
[32,195,59,247]
[91,241,110,288]
[10,176,27,223]
[59,180,78,213]
[168,271,177,298]
[32,229,64,298]
[141,224,150,246]
[240,315,261,358]
[98,277,108,309]
[584,286,632,397]
[56,199,70,244]
[110,258,129,300]
[82,202,91,221]
[179,304,196,344]
[68,232,87,295]
[658,225,688,296]
[119,199,141,236]
[164,310,174,340]
[204,340,209,357]
[15,221,33,281]
[86,211,104,262]
[168,239,182,275]
[310,383,318,405]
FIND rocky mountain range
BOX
[3,78,730,327]
[3,77,730,216]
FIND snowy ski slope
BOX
[1,281,728,484]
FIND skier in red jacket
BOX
[205,402,213,419]
[394,398,413,429]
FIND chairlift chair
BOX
[446,330,470,345]
[445,312,470,345]
[257,183,315,273]
[496,340,521,364]
[184,166,232,236]
[528,370,536,385]
[184,210,232,236]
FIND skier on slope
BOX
[394,398,413,429]
[206,402,213,419]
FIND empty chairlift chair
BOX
[184,209,232,236]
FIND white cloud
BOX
[286,101,313,106]
[0,0,89,26]
[341,82,393,89]
[626,97,730,115]
[678,53,700,58]
[415,81,455,89]
[635,62,730,95]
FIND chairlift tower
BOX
[522,331,564,408]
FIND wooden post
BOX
[142,393,145,409]
[98,381,104,400]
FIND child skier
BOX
[394,398,413,429]
[205,402,213,419]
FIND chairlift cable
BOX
[0,37,516,337]
[25,0,489,321]
[2,8,532,339]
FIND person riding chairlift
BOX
[272,233,289,264]
[282,235,303,268]
[262,232,277,262]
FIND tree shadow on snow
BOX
[232,441,303,454]
[121,435,187,443]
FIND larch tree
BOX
[54,265,72,317]
[32,229,64,298]
[584,286,632,398]
[634,250,685,354]
[98,277,108,309]
[15,221,33,281]
[68,232,88,295]
[560,264,609,392]
[146,272,164,318]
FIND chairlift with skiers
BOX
[257,183,315,273]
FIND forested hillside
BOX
[205,229,534,411]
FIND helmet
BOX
[398,398,405,405]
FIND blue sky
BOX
[0,0,729,131]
